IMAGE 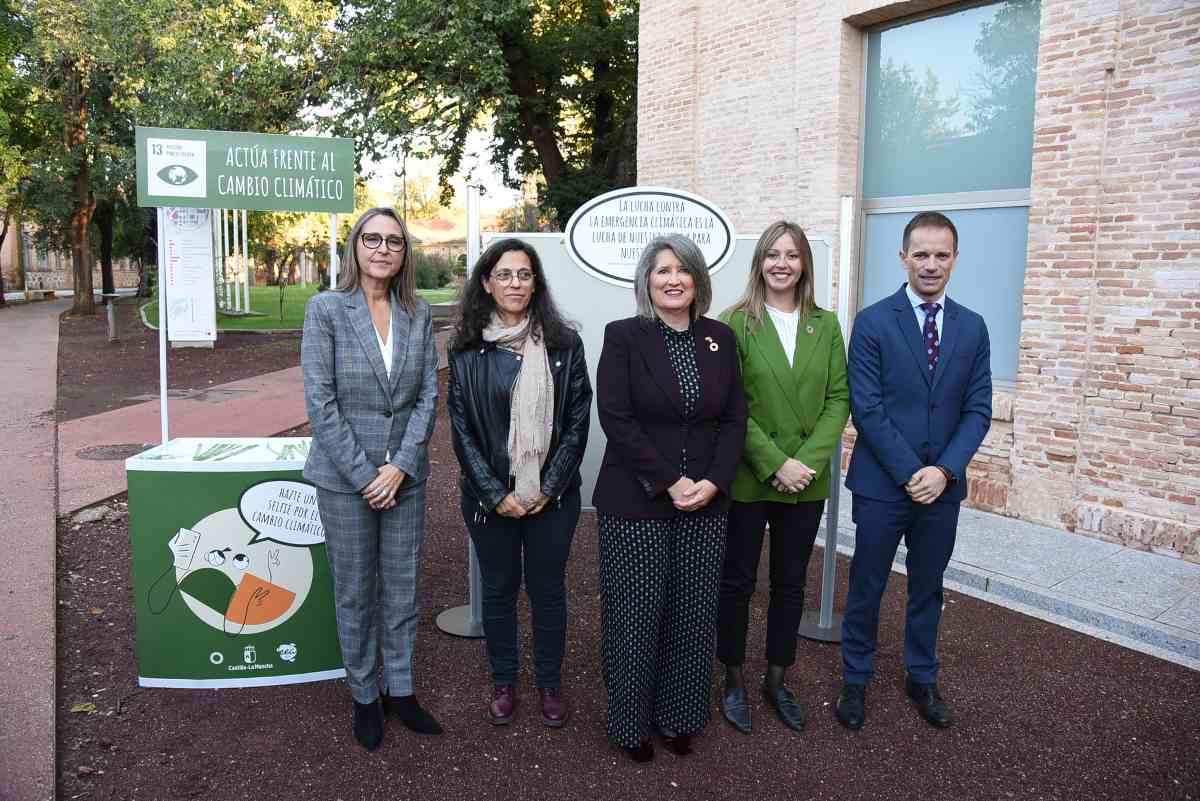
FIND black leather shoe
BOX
[383,693,444,734]
[721,685,752,734]
[352,699,384,751]
[652,722,692,755]
[835,683,866,731]
[762,683,807,733]
[622,740,655,763]
[905,677,954,728]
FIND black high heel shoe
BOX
[653,722,693,756]
[623,740,655,763]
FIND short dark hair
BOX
[901,211,958,254]
[451,238,576,351]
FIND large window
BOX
[859,0,1041,383]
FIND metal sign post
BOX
[437,185,485,639]
[799,195,856,643]
[156,208,169,444]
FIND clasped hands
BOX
[362,464,406,510]
[668,476,719,512]
[772,458,816,495]
[906,466,948,505]
[495,492,552,518]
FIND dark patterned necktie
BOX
[920,302,942,375]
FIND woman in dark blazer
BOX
[447,238,591,728]
[593,234,748,762]
[301,208,442,751]
[716,221,849,735]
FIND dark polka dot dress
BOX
[598,319,729,748]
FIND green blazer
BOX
[720,306,850,503]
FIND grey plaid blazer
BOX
[301,287,438,493]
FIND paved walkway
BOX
[57,328,455,514]
[0,299,67,801]
[819,483,1200,671]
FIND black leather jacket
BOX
[447,330,592,516]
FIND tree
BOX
[19,0,338,314]
[0,0,37,304]
[328,0,638,228]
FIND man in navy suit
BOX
[836,212,992,731]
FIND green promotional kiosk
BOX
[126,437,343,688]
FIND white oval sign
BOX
[564,186,736,286]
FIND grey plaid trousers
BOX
[317,480,426,703]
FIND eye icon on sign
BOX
[157,164,198,186]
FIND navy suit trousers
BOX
[841,494,960,685]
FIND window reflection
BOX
[864,0,1041,197]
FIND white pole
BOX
[157,208,169,444]
[220,209,230,310]
[837,195,854,336]
[467,184,481,267]
[329,213,338,288]
[231,209,242,311]
[299,251,306,288]
[241,209,250,313]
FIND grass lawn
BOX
[142,285,459,331]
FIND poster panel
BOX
[126,438,344,688]
[162,207,217,342]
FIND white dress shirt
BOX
[906,283,946,346]
[765,303,800,367]
[374,313,392,461]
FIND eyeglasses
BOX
[490,269,535,284]
[360,232,406,253]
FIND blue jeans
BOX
[463,488,580,688]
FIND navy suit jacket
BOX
[846,284,992,504]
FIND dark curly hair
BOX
[450,238,577,352]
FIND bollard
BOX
[798,442,844,643]
[435,541,485,638]
[103,293,120,342]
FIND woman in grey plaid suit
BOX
[302,207,441,751]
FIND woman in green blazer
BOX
[716,221,849,735]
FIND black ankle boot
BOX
[352,699,384,751]
[383,693,444,735]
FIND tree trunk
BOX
[499,32,569,191]
[0,210,8,307]
[65,62,95,314]
[138,207,157,297]
[93,198,116,300]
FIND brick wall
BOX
[639,0,1200,560]
[1012,0,1200,559]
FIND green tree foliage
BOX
[16,0,337,313]
[328,0,638,228]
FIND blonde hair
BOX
[334,207,417,315]
[725,221,816,330]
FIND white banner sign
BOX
[163,207,217,341]
[564,186,735,286]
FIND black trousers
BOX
[717,499,825,669]
[463,489,580,688]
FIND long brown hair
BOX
[725,221,817,330]
[334,207,418,315]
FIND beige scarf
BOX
[482,312,554,503]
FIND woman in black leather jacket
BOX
[447,238,592,728]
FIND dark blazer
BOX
[845,283,992,504]
[447,331,592,511]
[592,315,748,519]
[301,287,438,493]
